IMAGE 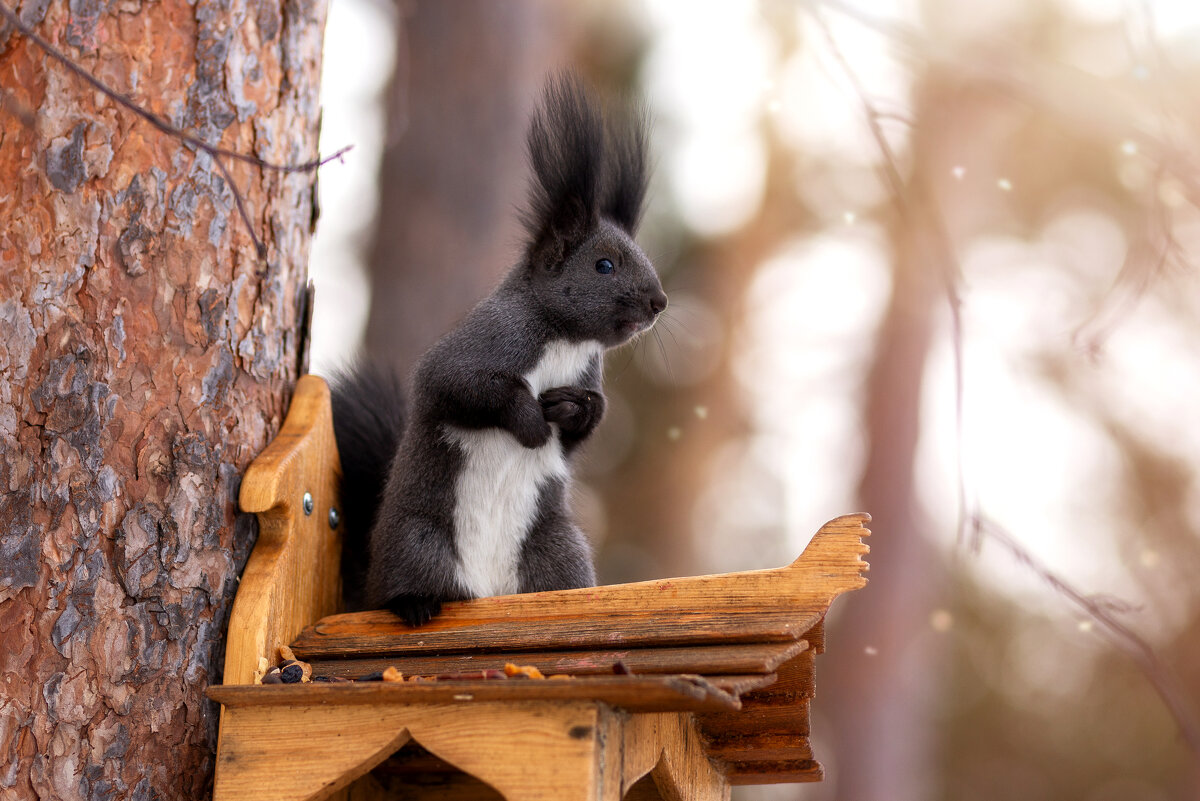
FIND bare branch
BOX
[805,0,1200,212]
[0,1,351,174]
[0,0,352,258]
[971,512,1200,757]
[1072,164,1181,358]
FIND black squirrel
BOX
[331,76,667,626]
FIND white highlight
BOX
[447,340,602,598]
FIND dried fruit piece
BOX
[279,663,305,683]
[504,663,545,679]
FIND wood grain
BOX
[292,515,869,658]
[621,713,730,801]
[704,732,815,763]
[214,702,618,801]
[208,674,742,714]
[725,760,824,785]
[696,699,811,737]
[303,641,809,681]
[223,375,344,687]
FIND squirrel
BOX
[330,76,668,626]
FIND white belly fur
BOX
[447,339,603,597]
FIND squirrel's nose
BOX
[648,289,668,316]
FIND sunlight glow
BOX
[641,0,776,235]
[734,231,891,555]
[308,0,394,373]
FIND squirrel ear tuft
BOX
[521,75,604,269]
[600,101,649,236]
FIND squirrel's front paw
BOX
[386,593,442,627]
[539,387,604,437]
[508,401,553,449]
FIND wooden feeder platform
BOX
[207,376,870,801]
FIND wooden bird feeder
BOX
[207,375,871,801]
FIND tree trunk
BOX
[0,0,325,796]
[819,75,982,800]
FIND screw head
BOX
[302,492,314,515]
[328,507,340,530]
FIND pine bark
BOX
[0,0,325,796]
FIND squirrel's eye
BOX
[595,258,614,274]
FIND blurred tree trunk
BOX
[819,77,974,801]
[363,0,561,375]
[0,0,325,796]
[820,205,941,801]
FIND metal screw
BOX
[302,492,314,516]
[328,507,340,530]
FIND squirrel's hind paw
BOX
[385,593,443,627]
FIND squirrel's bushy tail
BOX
[329,363,406,611]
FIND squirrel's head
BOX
[520,76,667,348]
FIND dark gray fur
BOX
[331,76,666,626]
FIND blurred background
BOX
[306,0,1200,798]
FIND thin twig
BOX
[211,153,264,258]
[1067,1,1195,353]
[1072,163,1180,357]
[805,0,1200,214]
[0,0,352,258]
[971,513,1200,757]
[0,1,351,174]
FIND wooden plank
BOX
[738,650,816,705]
[725,760,824,785]
[695,698,811,737]
[705,674,779,697]
[214,701,620,801]
[805,618,826,653]
[704,732,814,763]
[222,375,344,687]
[207,674,742,713]
[621,713,730,801]
[302,641,809,681]
[358,712,731,799]
[214,703,414,801]
[290,515,869,658]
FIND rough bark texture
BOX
[0,0,326,796]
